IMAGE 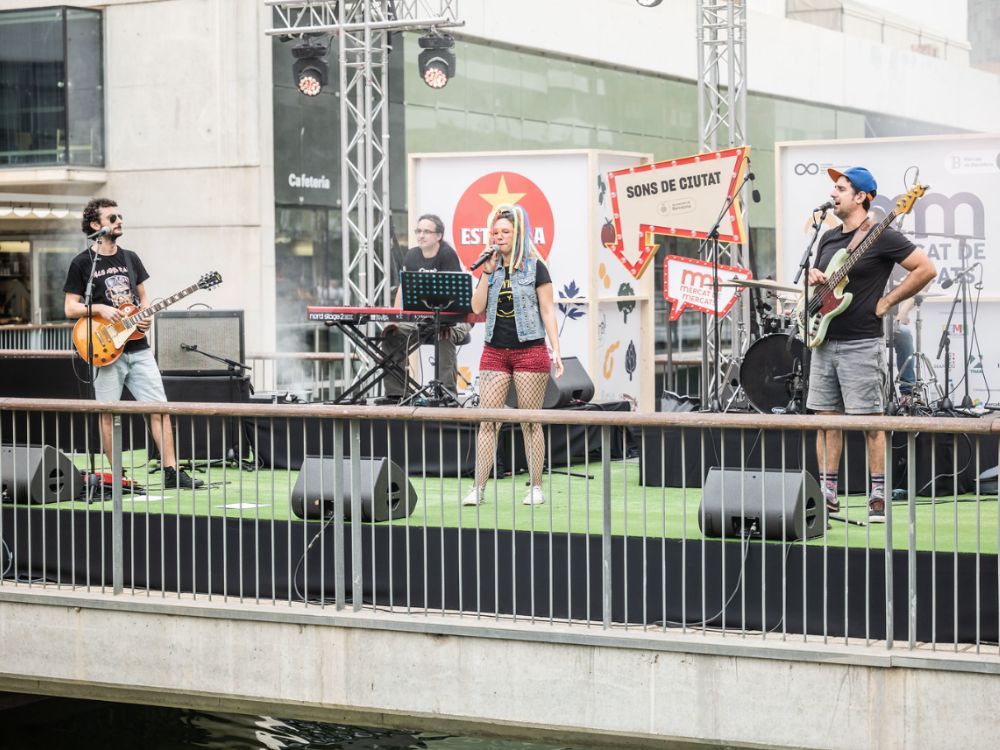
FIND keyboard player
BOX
[381,214,471,401]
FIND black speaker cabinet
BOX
[699,467,825,542]
[1,444,83,504]
[154,309,245,375]
[505,356,595,409]
[291,456,417,522]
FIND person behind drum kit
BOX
[380,214,471,401]
[63,199,203,489]
[806,167,936,523]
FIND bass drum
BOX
[740,333,805,413]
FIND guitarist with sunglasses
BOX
[63,198,203,490]
[805,167,936,523]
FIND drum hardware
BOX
[716,278,802,294]
[895,294,943,414]
[740,332,805,414]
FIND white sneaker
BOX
[462,486,484,506]
[522,486,544,506]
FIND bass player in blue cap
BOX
[805,166,936,523]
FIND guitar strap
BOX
[845,217,874,254]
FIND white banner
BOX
[662,255,752,320]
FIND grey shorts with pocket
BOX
[806,337,887,415]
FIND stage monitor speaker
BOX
[699,467,824,542]
[505,356,594,409]
[1,444,83,504]
[154,309,245,375]
[290,456,417,522]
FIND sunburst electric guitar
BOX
[72,271,223,367]
[796,184,928,348]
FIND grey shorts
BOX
[806,337,887,415]
[93,348,167,403]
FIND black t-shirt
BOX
[489,260,552,349]
[63,246,151,352]
[402,242,463,273]
[815,225,915,341]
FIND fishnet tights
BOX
[473,369,549,490]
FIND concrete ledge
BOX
[2,587,999,749]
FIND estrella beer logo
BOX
[452,172,555,274]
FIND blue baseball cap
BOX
[827,166,877,200]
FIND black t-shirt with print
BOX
[63,247,151,352]
[489,260,552,349]
[814,225,914,341]
[401,242,463,273]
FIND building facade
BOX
[1,0,997,358]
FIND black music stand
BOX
[398,270,473,407]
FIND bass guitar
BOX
[72,271,222,366]
[797,184,927,348]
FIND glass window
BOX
[0,7,104,168]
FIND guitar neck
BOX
[827,211,899,287]
[124,283,200,325]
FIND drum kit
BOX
[720,279,948,414]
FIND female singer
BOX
[463,204,563,506]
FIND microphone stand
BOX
[957,240,974,409]
[704,167,755,413]
[180,343,252,375]
[82,237,103,492]
[790,205,829,413]
[935,255,979,413]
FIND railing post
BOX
[907,431,917,650]
[333,417,345,610]
[601,425,612,630]
[884,428,894,650]
[111,413,123,595]
[350,418,362,612]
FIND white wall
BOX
[457,0,999,133]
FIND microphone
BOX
[940,262,981,290]
[814,201,834,213]
[747,171,761,203]
[87,226,111,240]
[180,343,197,352]
[470,245,499,271]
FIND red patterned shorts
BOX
[480,343,551,374]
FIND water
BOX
[3,698,590,750]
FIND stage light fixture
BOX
[292,40,329,97]
[418,33,456,89]
[636,0,664,6]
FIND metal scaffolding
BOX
[696,0,749,408]
[266,1,461,309]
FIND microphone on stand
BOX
[940,261,982,289]
[87,226,111,241]
[747,171,761,203]
[814,201,834,213]
[180,343,197,352]
[470,244,500,271]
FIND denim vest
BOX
[484,257,546,344]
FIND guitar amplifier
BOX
[154,309,245,375]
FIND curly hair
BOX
[81,198,118,236]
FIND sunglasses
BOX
[106,213,123,224]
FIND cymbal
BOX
[714,278,801,294]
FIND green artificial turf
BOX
[23,451,997,555]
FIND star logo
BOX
[451,171,555,274]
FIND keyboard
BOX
[307,306,482,324]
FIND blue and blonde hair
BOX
[486,203,536,272]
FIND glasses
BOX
[413,228,440,235]
[106,213,123,224]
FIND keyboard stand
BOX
[322,316,423,404]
